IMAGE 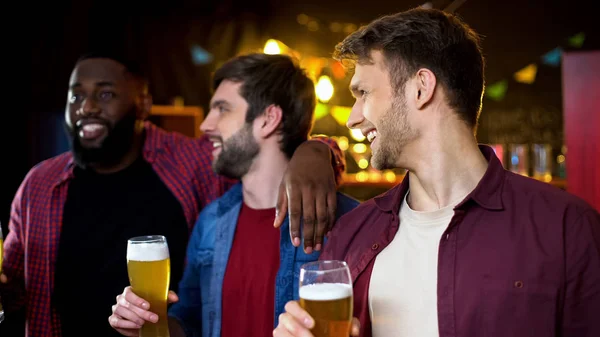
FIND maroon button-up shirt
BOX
[321,145,600,337]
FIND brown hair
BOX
[213,53,316,157]
[333,8,485,129]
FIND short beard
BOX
[213,123,259,179]
[65,112,138,169]
[371,95,418,170]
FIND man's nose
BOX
[79,97,101,117]
[346,103,365,129]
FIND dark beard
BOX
[65,113,138,169]
[213,123,259,179]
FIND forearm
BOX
[308,136,346,186]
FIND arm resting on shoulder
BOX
[308,135,346,186]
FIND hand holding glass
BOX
[299,260,353,337]
[127,235,171,337]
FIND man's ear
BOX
[138,93,153,120]
[257,104,283,138]
[413,68,436,110]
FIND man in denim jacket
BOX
[109,53,359,337]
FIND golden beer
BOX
[127,236,171,337]
[299,283,353,337]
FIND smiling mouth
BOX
[209,137,223,149]
[366,130,378,142]
[76,120,108,140]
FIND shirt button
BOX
[371,243,379,250]
[445,233,450,240]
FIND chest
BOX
[63,168,187,235]
[54,165,189,291]
[356,209,565,337]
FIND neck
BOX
[241,145,289,209]
[90,124,145,174]
[404,117,488,212]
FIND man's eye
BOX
[99,92,115,101]
[69,94,83,104]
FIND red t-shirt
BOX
[221,202,280,337]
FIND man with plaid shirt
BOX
[0,52,346,337]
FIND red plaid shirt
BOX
[0,121,344,337]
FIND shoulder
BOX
[19,152,72,190]
[191,184,243,235]
[145,122,211,163]
[504,171,596,218]
[148,122,206,150]
[322,197,383,259]
[335,198,381,229]
[334,192,360,217]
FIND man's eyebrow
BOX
[210,99,231,109]
[69,81,115,90]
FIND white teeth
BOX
[82,124,104,132]
[213,142,222,148]
[367,130,377,142]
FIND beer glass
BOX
[299,260,353,337]
[127,235,171,337]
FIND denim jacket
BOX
[168,183,359,337]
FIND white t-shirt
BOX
[368,192,463,337]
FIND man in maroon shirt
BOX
[275,7,600,337]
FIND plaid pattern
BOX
[0,121,344,337]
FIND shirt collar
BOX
[374,144,505,213]
[462,144,505,211]
[373,175,410,214]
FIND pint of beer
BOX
[299,260,353,337]
[127,235,171,337]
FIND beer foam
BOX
[127,243,170,261]
[299,283,352,301]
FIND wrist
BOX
[304,137,345,185]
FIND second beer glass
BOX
[127,235,171,337]
[299,260,353,337]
